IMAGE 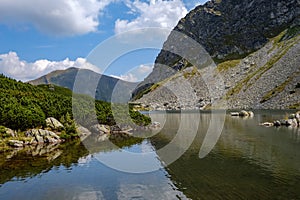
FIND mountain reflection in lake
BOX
[1,110,300,199]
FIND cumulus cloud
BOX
[115,0,188,34]
[111,64,153,82]
[0,0,115,36]
[0,52,100,81]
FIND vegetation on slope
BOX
[0,74,150,132]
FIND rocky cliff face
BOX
[133,0,300,110]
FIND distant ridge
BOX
[29,67,138,103]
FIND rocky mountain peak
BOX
[132,0,299,100]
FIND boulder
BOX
[231,112,240,116]
[273,120,281,127]
[35,134,44,143]
[4,128,16,137]
[248,111,254,118]
[239,110,249,117]
[259,122,274,127]
[291,118,298,127]
[289,114,296,119]
[45,136,58,143]
[47,131,60,140]
[8,140,24,147]
[46,117,64,130]
[90,124,110,135]
[76,125,92,141]
[295,112,300,124]
[29,129,60,144]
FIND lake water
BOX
[1,110,300,200]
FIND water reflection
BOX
[1,111,300,200]
[149,111,300,199]
[0,141,89,185]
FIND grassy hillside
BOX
[0,74,150,131]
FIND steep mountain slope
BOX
[133,0,300,110]
[135,31,300,110]
[29,67,137,102]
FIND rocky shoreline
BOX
[0,117,160,152]
[260,110,300,128]
[133,33,300,111]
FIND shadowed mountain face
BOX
[29,67,138,103]
[132,0,300,110]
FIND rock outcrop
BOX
[133,0,300,110]
[46,117,64,130]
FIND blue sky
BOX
[0,0,207,82]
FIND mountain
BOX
[132,0,300,110]
[0,74,149,131]
[29,67,138,103]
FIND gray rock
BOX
[231,112,240,116]
[4,128,15,137]
[45,136,58,143]
[90,124,110,135]
[248,111,254,117]
[291,118,298,127]
[239,110,249,117]
[48,131,60,140]
[289,114,296,119]
[35,134,44,143]
[260,122,274,127]
[77,125,92,141]
[46,117,64,130]
[274,120,281,127]
[8,140,24,147]
[96,134,109,142]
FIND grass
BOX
[226,31,300,98]
[217,59,241,72]
[280,25,300,42]
[183,66,200,79]
[288,103,300,109]
[260,76,293,103]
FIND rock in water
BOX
[273,120,281,127]
[231,112,240,116]
[77,125,92,141]
[90,124,110,135]
[239,110,249,117]
[248,111,254,118]
[8,140,24,147]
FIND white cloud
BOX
[111,64,153,82]
[115,0,188,34]
[0,52,100,81]
[0,0,115,36]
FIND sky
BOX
[0,0,207,82]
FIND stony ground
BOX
[135,33,300,110]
